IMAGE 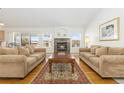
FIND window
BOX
[42,34,52,47]
[13,32,41,47]
[30,35,39,44]
[14,32,21,46]
[71,33,81,47]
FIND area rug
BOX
[31,62,90,84]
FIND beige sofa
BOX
[0,46,46,78]
[79,45,124,78]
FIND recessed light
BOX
[0,23,4,26]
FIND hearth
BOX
[54,38,70,53]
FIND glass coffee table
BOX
[48,53,75,73]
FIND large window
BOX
[30,34,39,44]
[71,33,81,47]
[42,34,52,47]
[14,32,21,46]
[14,32,41,46]
[30,34,40,46]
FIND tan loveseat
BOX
[79,45,124,78]
[0,46,46,78]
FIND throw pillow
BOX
[18,47,30,56]
[26,45,34,54]
[30,45,35,52]
[90,47,99,54]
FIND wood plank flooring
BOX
[0,54,117,84]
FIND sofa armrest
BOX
[99,55,124,77]
[79,48,90,52]
[0,55,27,78]
[34,48,46,52]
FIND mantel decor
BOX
[99,17,120,41]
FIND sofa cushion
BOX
[26,45,34,54]
[89,57,100,68]
[26,57,37,67]
[95,47,108,57]
[91,47,98,54]
[30,45,35,50]
[81,52,96,60]
[0,48,18,55]
[90,45,101,54]
[108,48,124,55]
[79,48,90,52]
[18,47,30,56]
[30,52,44,60]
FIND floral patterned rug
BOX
[32,62,90,84]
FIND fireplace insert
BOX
[54,38,70,53]
[57,42,67,51]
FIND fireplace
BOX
[57,42,67,51]
[54,38,70,53]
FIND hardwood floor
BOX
[0,54,117,84]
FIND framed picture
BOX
[72,40,80,47]
[99,17,120,41]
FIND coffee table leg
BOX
[49,62,52,73]
[71,63,74,73]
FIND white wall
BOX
[5,26,85,53]
[85,9,124,47]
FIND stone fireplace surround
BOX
[54,38,70,53]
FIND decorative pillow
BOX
[95,47,108,57]
[26,45,34,54]
[90,47,100,54]
[0,48,18,55]
[30,45,35,51]
[18,47,30,56]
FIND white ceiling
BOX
[0,8,101,27]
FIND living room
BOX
[0,5,124,92]
[0,8,124,84]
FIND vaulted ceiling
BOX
[0,8,101,27]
